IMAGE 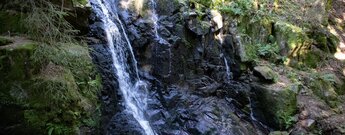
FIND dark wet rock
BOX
[106,112,145,135]
[65,7,92,35]
[223,81,250,107]
[146,86,268,135]
[90,0,271,134]
[159,26,171,38]
[187,76,221,95]
[89,44,120,133]
[187,19,211,36]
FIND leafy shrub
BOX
[218,0,253,15]
[278,110,296,130]
[257,43,279,58]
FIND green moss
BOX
[275,87,298,129]
[0,41,101,135]
[314,35,328,51]
[310,75,340,108]
[308,29,339,54]
[0,42,38,81]
[252,84,298,130]
[0,36,13,46]
[302,51,322,68]
[327,33,340,53]
[275,21,309,50]
[244,43,259,61]
[73,0,88,6]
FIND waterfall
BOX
[90,0,155,134]
[223,57,232,81]
[148,0,172,76]
[148,0,165,44]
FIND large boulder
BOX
[253,66,278,83]
[0,36,101,135]
[250,81,299,130]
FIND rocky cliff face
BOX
[89,0,345,134]
[0,0,344,134]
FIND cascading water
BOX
[148,0,165,44]
[90,0,155,134]
[148,0,172,76]
[223,57,232,81]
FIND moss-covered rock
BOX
[253,66,278,83]
[308,28,339,54]
[302,72,343,108]
[250,81,299,130]
[0,38,38,81]
[274,21,311,57]
[0,37,101,135]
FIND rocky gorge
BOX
[0,0,345,135]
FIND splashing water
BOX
[90,0,155,134]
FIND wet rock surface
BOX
[87,0,270,134]
[88,0,345,134]
[145,83,267,135]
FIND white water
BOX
[90,0,155,134]
[148,0,172,76]
[223,57,232,81]
[148,0,164,44]
[248,97,269,132]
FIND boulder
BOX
[0,37,101,134]
[250,83,298,130]
[187,19,211,36]
[253,66,278,83]
[106,112,146,135]
[209,10,223,32]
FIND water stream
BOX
[90,0,155,134]
[223,57,232,82]
[148,0,172,76]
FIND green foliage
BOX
[277,110,296,129]
[0,36,13,46]
[287,71,299,83]
[218,0,253,16]
[1,0,79,44]
[192,0,212,7]
[47,123,73,135]
[320,73,337,84]
[245,42,279,62]
[0,0,101,134]
[24,0,79,44]
[22,43,101,134]
[73,0,88,6]
[257,43,279,58]
[0,42,101,135]
[308,72,341,108]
